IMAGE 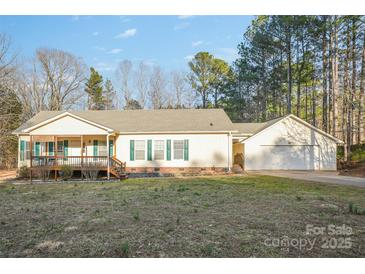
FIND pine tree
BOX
[104,79,116,110]
[85,67,104,110]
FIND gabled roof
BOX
[234,114,343,144]
[14,109,237,134]
[233,116,284,135]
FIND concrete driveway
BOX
[248,171,365,188]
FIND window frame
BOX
[153,140,165,160]
[134,140,146,160]
[25,141,30,160]
[173,140,184,160]
[98,140,108,157]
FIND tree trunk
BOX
[332,16,339,139]
[359,31,365,144]
[345,25,352,163]
[296,33,301,117]
[351,18,357,145]
[305,83,308,121]
[202,90,206,108]
[328,19,333,134]
[312,77,317,127]
[322,18,328,132]
[287,30,292,114]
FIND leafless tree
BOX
[134,61,150,108]
[170,70,186,108]
[184,83,198,109]
[0,34,21,168]
[116,59,133,107]
[36,48,86,111]
[149,66,166,109]
[16,58,49,119]
[0,34,17,84]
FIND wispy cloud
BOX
[92,31,99,36]
[114,28,137,39]
[178,15,194,20]
[192,40,203,47]
[174,22,190,31]
[108,48,123,54]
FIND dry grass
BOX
[0,175,364,257]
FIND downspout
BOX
[228,131,232,172]
[107,133,111,180]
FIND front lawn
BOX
[0,175,364,257]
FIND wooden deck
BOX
[30,156,127,180]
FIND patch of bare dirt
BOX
[0,169,17,182]
[339,162,365,178]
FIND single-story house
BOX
[13,109,343,180]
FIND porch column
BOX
[107,134,110,180]
[30,135,33,182]
[80,135,83,166]
[54,136,57,181]
[80,135,84,180]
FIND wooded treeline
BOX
[1,15,365,167]
[224,16,365,160]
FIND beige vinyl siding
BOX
[244,116,337,170]
[116,133,232,168]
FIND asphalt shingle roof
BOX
[14,109,237,134]
[232,116,286,134]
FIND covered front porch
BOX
[23,134,125,180]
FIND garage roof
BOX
[233,116,284,135]
[234,115,343,143]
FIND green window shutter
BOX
[57,141,63,152]
[35,142,40,157]
[93,140,98,156]
[63,140,69,156]
[48,142,54,156]
[184,139,189,161]
[147,140,152,161]
[109,140,114,157]
[166,140,171,161]
[130,140,135,161]
[20,140,25,161]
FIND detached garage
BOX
[233,115,343,171]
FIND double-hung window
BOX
[173,140,184,160]
[135,140,146,160]
[154,140,164,160]
[25,141,30,160]
[98,141,108,156]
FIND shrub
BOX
[81,164,101,181]
[18,165,29,178]
[349,202,365,215]
[38,166,51,181]
[177,185,189,192]
[132,211,140,221]
[201,243,215,256]
[60,165,73,181]
[120,242,129,257]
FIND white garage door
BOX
[255,145,320,170]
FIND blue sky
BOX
[0,15,253,79]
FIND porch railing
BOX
[31,156,109,168]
